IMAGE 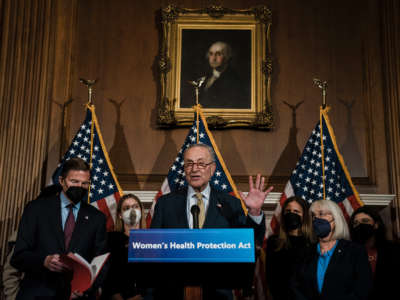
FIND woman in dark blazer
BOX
[266,196,312,300]
[290,200,372,300]
[101,193,146,300]
[350,206,400,300]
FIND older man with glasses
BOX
[150,143,273,300]
[151,143,272,235]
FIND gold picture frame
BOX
[157,5,273,129]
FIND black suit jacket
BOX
[148,187,265,300]
[370,241,400,300]
[198,66,250,109]
[150,187,265,244]
[11,193,107,300]
[290,239,373,300]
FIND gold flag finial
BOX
[80,78,97,105]
[188,78,206,142]
[188,77,206,106]
[313,78,328,108]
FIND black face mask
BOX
[66,186,87,204]
[352,223,376,244]
[283,212,302,230]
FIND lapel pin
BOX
[85,216,89,220]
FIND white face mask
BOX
[121,208,141,226]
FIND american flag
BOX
[52,104,123,231]
[146,105,245,226]
[269,106,364,236]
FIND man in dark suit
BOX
[11,158,108,300]
[150,143,273,299]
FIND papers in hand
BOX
[60,252,110,293]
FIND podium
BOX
[128,229,256,300]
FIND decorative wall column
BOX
[381,0,400,238]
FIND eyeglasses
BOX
[184,161,214,170]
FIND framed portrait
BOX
[157,5,273,129]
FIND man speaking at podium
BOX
[150,143,273,299]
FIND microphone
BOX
[191,205,200,229]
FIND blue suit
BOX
[11,194,107,300]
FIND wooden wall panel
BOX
[380,0,400,238]
[53,0,389,194]
[0,0,55,263]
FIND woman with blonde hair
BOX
[290,199,372,300]
[102,194,146,300]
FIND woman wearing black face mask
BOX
[290,199,372,300]
[265,197,312,300]
[350,206,400,300]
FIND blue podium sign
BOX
[128,229,255,263]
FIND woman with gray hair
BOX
[290,199,373,300]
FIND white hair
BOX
[206,41,232,61]
[310,199,350,241]
[183,143,216,162]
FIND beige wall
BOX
[1,0,399,267]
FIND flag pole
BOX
[196,87,199,143]
[319,108,326,200]
[313,78,328,200]
[80,78,97,203]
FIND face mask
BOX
[283,212,302,230]
[352,223,375,244]
[122,208,141,226]
[312,217,332,238]
[66,186,87,204]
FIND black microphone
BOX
[191,205,200,229]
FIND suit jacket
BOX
[150,187,265,244]
[370,241,400,300]
[149,187,265,300]
[198,66,250,109]
[11,193,107,300]
[290,239,372,300]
